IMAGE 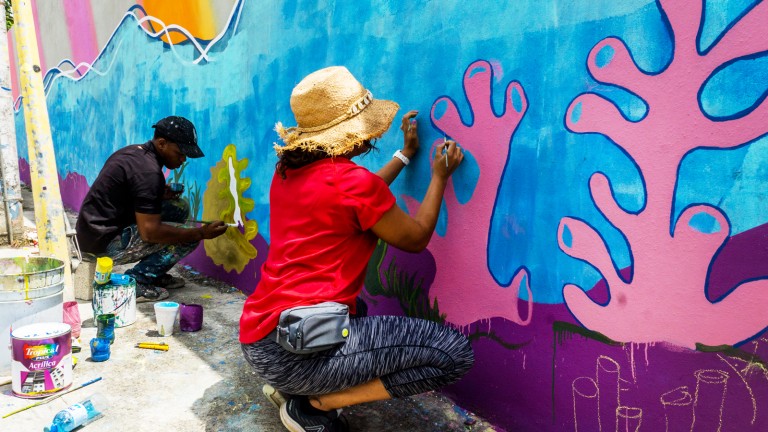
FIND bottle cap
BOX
[95,257,113,272]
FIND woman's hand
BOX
[399,110,419,158]
[373,138,463,253]
[432,139,464,179]
[375,110,421,185]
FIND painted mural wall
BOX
[7,1,768,430]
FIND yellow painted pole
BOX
[11,0,73,298]
[0,1,25,244]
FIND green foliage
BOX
[186,181,202,221]
[364,240,527,350]
[168,161,188,185]
[165,162,201,222]
[5,0,12,31]
[364,240,388,295]
[364,240,446,324]
[467,328,530,350]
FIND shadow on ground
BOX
[0,262,496,432]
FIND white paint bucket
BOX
[11,322,72,398]
[0,257,65,376]
[92,273,136,327]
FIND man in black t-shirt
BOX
[76,116,228,302]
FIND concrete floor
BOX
[0,267,496,432]
[0,188,497,432]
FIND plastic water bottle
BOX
[44,393,107,432]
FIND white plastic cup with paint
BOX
[153,302,180,337]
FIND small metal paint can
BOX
[92,274,136,328]
[11,322,73,398]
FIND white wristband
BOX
[393,149,410,166]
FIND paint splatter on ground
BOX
[0,265,498,431]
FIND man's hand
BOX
[136,212,227,244]
[200,221,228,239]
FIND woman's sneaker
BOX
[280,396,345,432]
[136,284,170,303]
[262,384,287,409]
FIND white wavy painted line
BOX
[43,39,126,95]
[41,41,123,100]
[133,15,211,65]
[175,0,242,61]
[128,0,244,65]
[227,155,245,228]
[14,0,244,107]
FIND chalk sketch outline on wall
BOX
[572,355,625,432]
[557,0,768,348]
[661,385,693,432]
[566,343,745,431]
[716,352,759,425]
[202,144,258,273]
[690,369,730,432]
[402,59,533,328]
[24,0,244,110]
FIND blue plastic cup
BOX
[89,337,111,362]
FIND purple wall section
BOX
[45,161,768,430]
[180,234,268,297]
[363,224,768,430]
[21,158,90,213]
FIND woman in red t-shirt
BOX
[240,66,473,432]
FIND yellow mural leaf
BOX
[202,144,258,273]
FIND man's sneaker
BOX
[279,396,342,432]
[154,274,186,289]
[136,284,170,303]
[263,384,288,409]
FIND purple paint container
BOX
[180,304,203,332]
[11,322,72,398]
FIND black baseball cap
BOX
[152,116,204,158]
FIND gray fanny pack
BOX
[275,302,351,354]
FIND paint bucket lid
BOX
[110,274,134,285]
[11,322,71,339]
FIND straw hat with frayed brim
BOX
[274,66,400,156]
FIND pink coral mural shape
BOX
[403,60,533,327]
[559,0,768,348]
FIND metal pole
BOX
[0,0,24,245]
[10,0,73,298]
